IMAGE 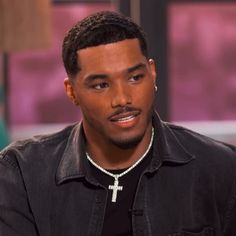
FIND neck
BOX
[84,125,153,170]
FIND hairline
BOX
[68,37,148,82]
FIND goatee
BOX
[110,133,144,149]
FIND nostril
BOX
[111,88,132,107]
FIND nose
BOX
[111,83,132,108]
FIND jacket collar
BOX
[55,123,89,185]
[56,112,195,184]
[148,112,195,172]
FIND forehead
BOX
[77,39,147,74]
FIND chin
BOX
[110,133,144,150]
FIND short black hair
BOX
[62,11,148,79]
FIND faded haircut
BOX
[62,11,148,79]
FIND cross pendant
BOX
[108,177,123,202]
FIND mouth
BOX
[113,114,136,123]
[109,110,141,126]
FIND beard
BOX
[110,100,155,149]
[109,131,145,149]
[82,97,155,151]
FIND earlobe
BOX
[64,78,79,106]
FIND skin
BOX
[64,39,157,169]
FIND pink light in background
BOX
[9,3,116,125]
[169,3,236,121]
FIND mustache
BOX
[108,106,141,120]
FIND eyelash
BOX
[129,74,144,82]
[90,74,145,90]
[91,82,109,90]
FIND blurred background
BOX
[0,0,236,150]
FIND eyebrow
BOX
[84,62,147,83]
[84,74,108,84]
[127,63,147,73]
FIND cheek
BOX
[79,97,108,117]
[135,83,155,104]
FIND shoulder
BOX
[163,122,236,229]
[161,121,236,177]
[0,123,79,169]
[165,121,236,158]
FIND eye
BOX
[129,74,144,82]
[92,82,109,90]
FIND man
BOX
[0,11,236,236]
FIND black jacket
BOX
[0,113,236,236]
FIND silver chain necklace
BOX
[86,128,154,203]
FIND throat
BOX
[85,127,154,170]
[86,127,154,170]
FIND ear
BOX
[64,78,79,106]
[148,59,157,85]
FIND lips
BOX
[109,110,140,123]
[114,115,136,123]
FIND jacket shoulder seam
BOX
[165,122,236,152]
[0,151,19,170]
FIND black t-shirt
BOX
[89,150,152,236]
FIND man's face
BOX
[65,39,156,149]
